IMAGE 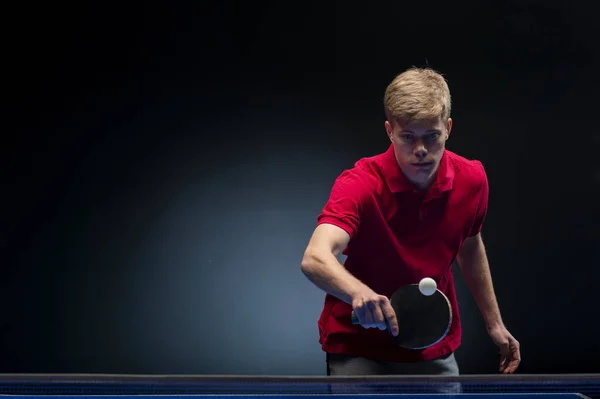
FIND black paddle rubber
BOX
[351,284,452,349]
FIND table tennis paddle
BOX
[351,283,452,350]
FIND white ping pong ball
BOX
[419,277,437,296]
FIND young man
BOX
[301,67,520,376]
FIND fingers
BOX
[353,301,376,328]
[369,302,387,331]
[500,338,521,374]
[504,342,521,374]
[500,355,520,374]
[504,358,520,374]
[363,303,376,328]
[353,294,396,333]
[499,356,507,373]
[381,299,399,336]
[362,301,386,330]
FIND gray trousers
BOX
[326,352,462,393]
[327,352,459,375]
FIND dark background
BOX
[3,1,599,375]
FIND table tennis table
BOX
[0,374,597,399]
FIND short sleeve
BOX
[468,164,489,237]
[317,169,370,239]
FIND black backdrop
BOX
[4,2,599,375]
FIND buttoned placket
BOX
[412,189,427,221]
[414,188,439,221]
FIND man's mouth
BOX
[411,162,433,168]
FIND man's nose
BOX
[414,147,427,159]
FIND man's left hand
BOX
[488,324,521,373]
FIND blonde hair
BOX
[383,67,451,125]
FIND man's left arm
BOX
[456,233,503,329]
[457,233,521,374]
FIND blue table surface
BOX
[0,394,591,399]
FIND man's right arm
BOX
[300,223,398,335]
[300,223,365,304]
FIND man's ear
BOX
[445,118,453,139]
[384,120,394,142]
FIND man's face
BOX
[384,117,452,189]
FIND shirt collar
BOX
[382,144,455,195]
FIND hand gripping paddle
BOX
[351,283,452,349]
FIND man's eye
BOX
[426,133,440,141]
[401,134,414,141]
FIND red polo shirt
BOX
[316,144,489,363]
